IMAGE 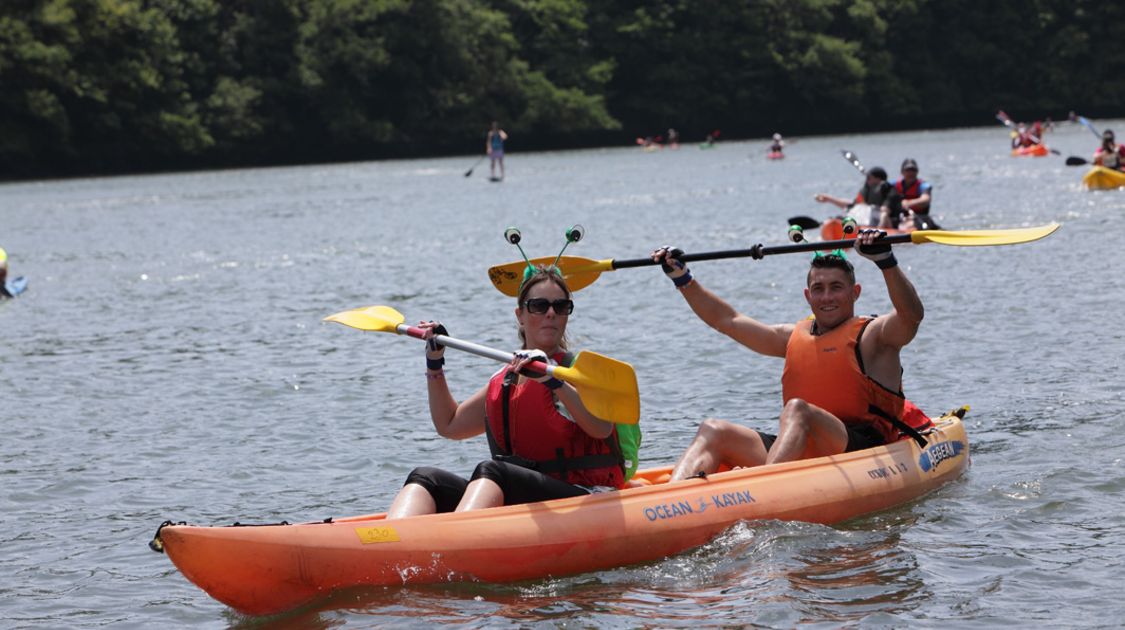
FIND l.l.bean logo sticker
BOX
[355,526,401,544]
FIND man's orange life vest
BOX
[781,317,905,444]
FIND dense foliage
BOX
[1,0,1122,177]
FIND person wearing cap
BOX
[651,228,927,480]
[880,158,935,230]
[814,166,893,223]
[1093,130,1125,171]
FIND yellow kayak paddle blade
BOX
[910,223,1060,246]
[555,351,640,425]
[323,305,406,333]
[488,255,613,297]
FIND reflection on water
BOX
[787,532,926,623]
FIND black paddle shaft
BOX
[610,234,914,269]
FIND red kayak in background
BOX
[1011,144,1049,157]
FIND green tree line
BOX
[1,0,1122,178]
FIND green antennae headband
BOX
[813,248,847,260]
[503,225,585,291]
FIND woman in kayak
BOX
[386,266,626,518]
[1093,129,1125,172]
[814,166,892,219]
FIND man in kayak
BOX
[652,230,925,481]
[385,266,630,518]
[486,121,508,181]
[1093,130,1125,171]
[880,158,936,230]
[814,166,892,225]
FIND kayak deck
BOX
[1083,166,1125,190]
[154,411,970,616]
[1011,144,1049,157]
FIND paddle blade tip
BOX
[568,351,641,424]
[487,264,524,296]
[323,305,406,332]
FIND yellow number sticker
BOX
[355,526,400,544]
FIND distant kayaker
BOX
[652,231,925,481]
[385,266,628,518]
[486,121,508,181]
[0,247,10,297]
[1093,130,1125,171]
[1011,123,1041,149]
[667,128,680,149]
[880,158,935,230]
[769,133,785,155]
[814,166,892,219]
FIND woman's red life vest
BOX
[781,318,906,445]
[484,352,625,488]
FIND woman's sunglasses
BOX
[523,298,574,315]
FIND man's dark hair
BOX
[807,254,856,286]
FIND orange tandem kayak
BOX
[1011,144,1049,157]
[152,410,970,616]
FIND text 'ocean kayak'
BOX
[152,410,970,616]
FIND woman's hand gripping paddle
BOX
[324,306,640,424]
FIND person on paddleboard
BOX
[651,232,928,481]
[486,121,508,181]
[385,266,630,518]
[1093,129,1125,171]
[880,158,936,230]
[814,166,892,223]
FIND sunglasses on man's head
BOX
[523,298,574,315]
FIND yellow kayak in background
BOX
[1083,166,1125,190]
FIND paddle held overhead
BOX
[487,224,1061,296]
[324,305,640,424]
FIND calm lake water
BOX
[2,122,1124,628]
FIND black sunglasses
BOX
[523,298,574,315]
